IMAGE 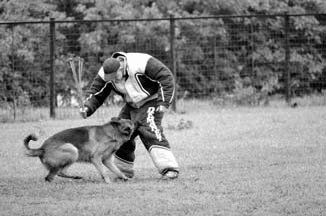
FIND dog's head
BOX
[110,117,135,139]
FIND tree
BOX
[1,0,326,111]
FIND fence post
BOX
[169,15,177,112]
[49,18,56,118]
[284,13,291,103]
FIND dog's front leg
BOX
[103,154,128,181]
[91,156,111,183]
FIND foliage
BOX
[0,0,326,108]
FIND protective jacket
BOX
[84,52,175,116]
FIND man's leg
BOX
[114,140,136,178]
[136,104,179,179]
[114,104,137,178]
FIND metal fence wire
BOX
[0,14,326,121]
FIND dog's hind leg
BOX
[58,165,82,179]
[45,167,60,182]
[43,143,79,182]
[56,144,81,179]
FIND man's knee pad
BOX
[149,146,179,174]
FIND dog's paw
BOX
[103,177,112,184]
[45,176,54,182]
[113,176,129,182]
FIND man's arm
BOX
[144,57,175,109]
[82,73,113,117]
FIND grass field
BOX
[0,101,325,216]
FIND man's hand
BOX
[79,106,89,119]
[156,105,168,113]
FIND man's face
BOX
[115,65,124,81]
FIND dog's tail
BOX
[23,134,44,157]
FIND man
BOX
[80,52,179,180]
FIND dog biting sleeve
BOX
[149,146,179,174]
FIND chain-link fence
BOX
[1,14,326,121]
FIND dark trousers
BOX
[115,100,170,163]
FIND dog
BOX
[23,117,135,183]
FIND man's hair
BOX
[103,58,120,74]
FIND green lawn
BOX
[0,102,325,216]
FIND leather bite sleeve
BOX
[144,57,175,108]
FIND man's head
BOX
[102,58,124,81]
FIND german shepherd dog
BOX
[23,117,135,183]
